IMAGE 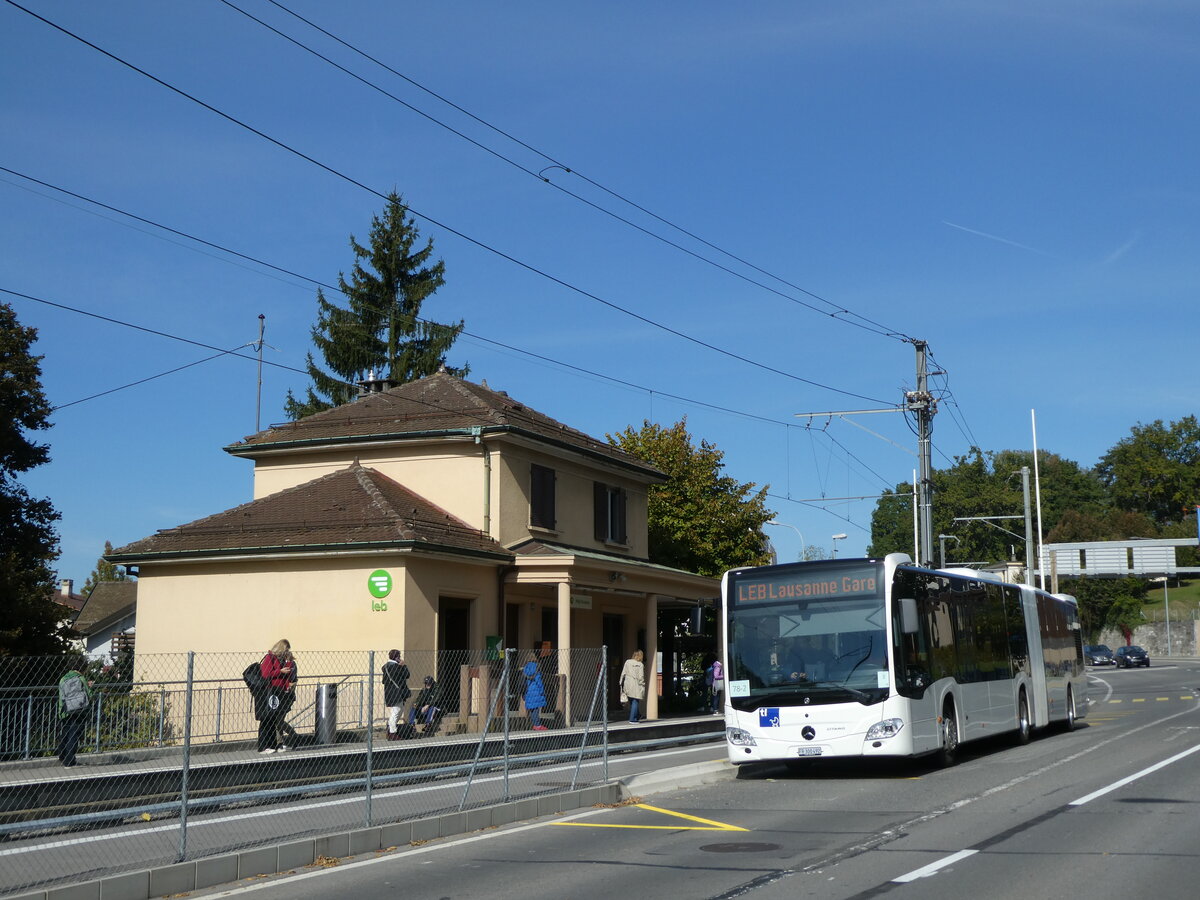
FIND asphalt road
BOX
[188,661,1200,900]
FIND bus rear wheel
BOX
[937,703,959,767]
[1014,691,1031,745]
[1063,686,1077,732]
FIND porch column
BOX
[557,581,572,725]
[645,593,660,720]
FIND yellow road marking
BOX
[1133,698,1145,703]
[553,803,748,832]
[1158,698,1170,702]
[1109,699,1123,704]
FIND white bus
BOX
[721,553,1085,766]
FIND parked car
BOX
[1084,644,1115,666]
[1114,645,1150,668]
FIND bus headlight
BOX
[726,726,758,746]
[865,718,904,740]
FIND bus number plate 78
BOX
[796,747,822,757]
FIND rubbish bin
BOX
[315,684,337,744]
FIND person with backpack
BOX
[255,639,294,754]
[381,649,411,740]
[57,663,92,768]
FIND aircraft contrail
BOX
[942,220,1053,256]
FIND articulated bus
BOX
[720,553,1085,766]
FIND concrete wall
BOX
[1097,619,1200,657]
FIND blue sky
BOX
[2,0,1197,584]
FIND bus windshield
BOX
[725,560,889,709]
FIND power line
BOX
[0,164,877,431]
[254,0,913,343]
[5,0,890,406]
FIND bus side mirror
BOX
[899,598,919,634]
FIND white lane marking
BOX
[0,744,716,857]
[1069,742,1200,806]
[892,848,978,883]
[211,806,614,896]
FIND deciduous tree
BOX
[285,193,467,419]
[608,419,773,577]
[1096,417,1200,526]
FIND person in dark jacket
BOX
[381,649,411,740]
[407,675,443,733]
[256,639,293,753]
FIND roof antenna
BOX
[253,315,280,432]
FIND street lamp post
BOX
[831,533,848,558]
[766,521,806,561]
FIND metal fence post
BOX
[177,651,195,862]
[214,684,223,742]
[602,644,609,784]
[570,650,606,790]
[157,686,166,746]
[93,690,103,752]
[365,650,374,827]
[459,649,510,811]
[503,647,512,802]
[22,695,33,760]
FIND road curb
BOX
[620,758,736,799]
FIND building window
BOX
[530,464,556,530]
[594,482,627,544]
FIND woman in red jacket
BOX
[257,639,294,753]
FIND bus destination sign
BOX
[733,563,880,604]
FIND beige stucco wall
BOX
[493,446,651,555]
[249,441,489,532]
[246,438,652,556]
[132,553,504,661]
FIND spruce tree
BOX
[0,301,70,656]
[285,192,467,419]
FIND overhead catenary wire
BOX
[252,0,913,343]
[4,0,891,407]
[0,165,894,434]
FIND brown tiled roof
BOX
[224,373,662,478]
[74,581,137,635]
[108,463,510,563]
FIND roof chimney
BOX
[356,368,399,399]
[61,579,73,597]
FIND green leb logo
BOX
[368,570,392,600]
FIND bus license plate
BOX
[796,747,822,757]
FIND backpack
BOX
[704,664,714,687]
[243,661,267,693]
[61,672,89,713]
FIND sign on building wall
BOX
[368,569,392,612]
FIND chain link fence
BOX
[0,647,610,897]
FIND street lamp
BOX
[766,521,806,560]
[831,533,848,558]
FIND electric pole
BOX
[906,341,937,566]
